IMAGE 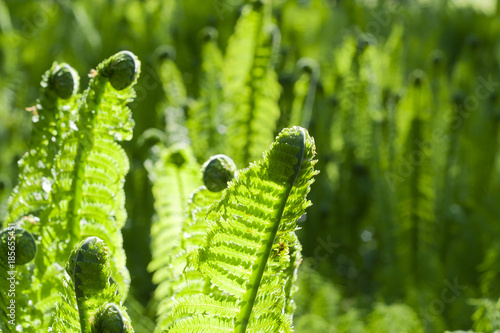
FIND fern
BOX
[156,48,190,148]
[163,126,317,332]
[42,50,140,294]
[223,0,281,166]
[187,27,226,163]
[147,146,201,314]
[288,58,319,130]
[51,237,133,333]
[0,51,141,332]
[7,63,79,224]
[154,179,224,331]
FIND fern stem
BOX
[234,128,305,333]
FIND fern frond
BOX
[166,126,317,332]
[156,48,190,147]
[3,52,141,331]
[153,155,236,332]
[187,27,225,162]
[44,51,140,296]
[6,63,79,224]
[223,1,281,166]
[51,237,133,333]
[289,58,319,129]
[148,146,200,278]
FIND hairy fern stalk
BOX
[156,126,318,332]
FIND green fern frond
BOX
[1,51,141,331]
[155,47,190,147]
[44,50,141,295]
[166,126,318,333]
[187,27,225,162]
[223,1,281,166]
[153,155,235,332]
[51,237,133,333]
[289,58,319,129]
[147,146,202,327]
[148,146,200,278]
[6,63,79,224]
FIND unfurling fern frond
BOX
[289,58,319,130]
[187,27,225,162]
[165,126,317,333]
[223,0,281,166]
[147,146,201,312]
[154,155,236,332]
[2,51,141,332]
[44,50,140,295]
[7,63,79,224]
[51,237,133,333]
[0,226,37,332]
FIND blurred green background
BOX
[2,0,500,331]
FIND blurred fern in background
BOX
[2,0,500,332]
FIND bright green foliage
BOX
[147,147,201,310]
[0,51,141,332]
[223,0,281,167]
[164,126,317,332]
[51,237,133,333]
[6,63,79,225]
[187,28,225,162]
[4,1,500,332]
[289,58,319,129]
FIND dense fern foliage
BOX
[2,0,500,332]
[0,51,140,332]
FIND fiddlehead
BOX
[165,126,318,333]
[201,154,237,192]
[7,62,79,225]
[0,227,36,266]
[52,237,133,333]
[91,303,133,333]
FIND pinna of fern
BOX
[153,154,236,332]
[162,126,317,333]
